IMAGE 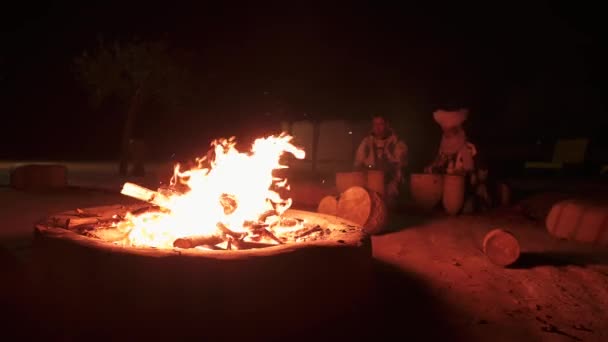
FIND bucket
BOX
[410,173,443,210]
[442,175,465,215]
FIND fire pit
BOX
[32,206,370,339]
[30,134,373,339]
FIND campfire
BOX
[32,135,372,339]
[53,134,343,250]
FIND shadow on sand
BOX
[357,259,466,340]
[512,251,608,269]
[378,203,439,235]
[286,259,466,341]
[1,245,467,341]
[0,246,33,339]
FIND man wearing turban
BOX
[425,109,491,212]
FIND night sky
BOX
[1,2,606,161]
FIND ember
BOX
[79,134,341,250]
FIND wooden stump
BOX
[317,195,338,216]
[482,229,521,267]
[10,164,67,190]
[546,199,608,246]
[336,171,366,194]
[337,186,387,235]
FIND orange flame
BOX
[116,134,305,248]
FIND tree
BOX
[74,37,190,175]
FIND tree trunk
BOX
[119,88,143,176]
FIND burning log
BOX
[259,209,278,222]
[67,217,100,228]
[280,218,298,227]
[74,208,101,218]
[173,235,223,249]
[121,182,171,208]
[296,225,323,238]
[130,205,165,216]
[262,228,285,244]
[51,216,122,229]
[216,222,246,240]
[231,239,277,250]
[219,193,238,214]
[243,221,269,230]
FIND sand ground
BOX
[0,164,607,341]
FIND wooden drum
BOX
[337,186,387,235]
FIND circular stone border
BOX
[31,206,373,340]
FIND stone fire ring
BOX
[32,205,372,339]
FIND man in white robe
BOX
[354,116,408,206]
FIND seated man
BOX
[354,115,408,207]
[425,109,491,212]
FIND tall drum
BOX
[442,175,465,215]
[410,173,443,210]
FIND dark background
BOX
[1,2,606,163]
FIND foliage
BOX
[74,37,190,108]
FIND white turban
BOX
[433,109,469,130]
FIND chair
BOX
[524,138,589,172]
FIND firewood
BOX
[243,221,269,230]
[121,182,171,208]
[231,239,277,250]
[219,193,238,215]
[75,208,101,218]
[248,234,262,242]
[173,236,223,249]
[259,209,278,222]
[262,228,285,244]
[51,216,122,229]
[130,205,165,216]
[226,238,232,250]
[280,218,298,227]
[216,222,246,240]
[68,217,100,228]
[90,228,128,242]
[296,225,322,238]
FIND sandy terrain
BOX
[372,209,608,341]
[1,183,607,340]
